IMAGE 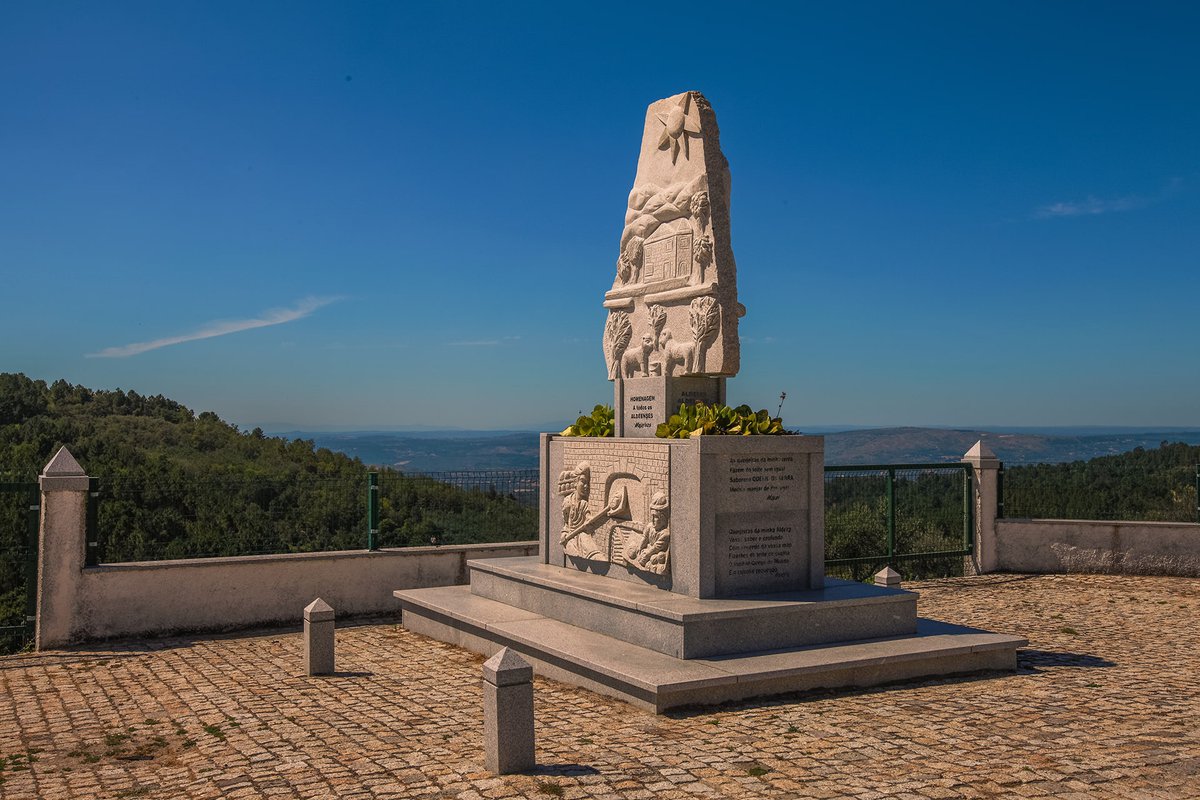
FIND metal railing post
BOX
[367,472,379,550]
[886,467,896,565]
[963,466,974,548]
[24,485,40,629]
[996,462,1005,520]
[1195,464,1199,525]
[85,477,100,566]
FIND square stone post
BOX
[482,647,535,774]
[962,441,1000,575]
[36,446,90,650]
[303,598,335,675]
[874,566,901,588]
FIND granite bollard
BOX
[303,598,335,676]
[875,566,902,588]
[482,647,535,774]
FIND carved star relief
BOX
[656,93,701,164]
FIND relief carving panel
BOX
[556,441,671,579]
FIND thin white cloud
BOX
[1034,195,1145,219]
[1034,178,1182,220]
[88,296,340,358]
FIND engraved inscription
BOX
[715,510,807,595]
[627,393,659,431]
[726,526,794,578]
[726,455,800,506]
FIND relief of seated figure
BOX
[623,491,670,575]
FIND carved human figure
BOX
[624,491,671,575]
[558,462,603,559]
[658,330,695,376]
[622,333,655,378]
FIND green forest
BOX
[0,373,537,650]
[1002,443,1199,523]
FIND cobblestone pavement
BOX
[2,574,1199,799]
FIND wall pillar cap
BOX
[303,598,335,622]
[43,446,86,477]
[874,566,902,588]
[962,440,1000,467]
[483,647,533,686]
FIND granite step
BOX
[394,583,1026,713]
[467,556,917,658]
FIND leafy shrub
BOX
[560,405,615,437]
[656,402,788,439]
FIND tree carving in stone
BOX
[646,305,667,352]
[616,236,644,286]
[689,191,710,230]
[692,235,713,283]
[604,311,632,381]
[689,296,719,373]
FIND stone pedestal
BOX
[614,376,724,437]
[542,434,824,597]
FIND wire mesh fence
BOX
[92,469,541,563]
[94,475,369,562]
[1001,462,1200,523]
[0,482,38,654]
[824,465,972,582]
[375,470,538,548]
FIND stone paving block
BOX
[0,575,1199,798]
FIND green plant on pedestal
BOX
[655,402,788,439]
[560,405,615,437]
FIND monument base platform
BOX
[468,556,916,658]
[394,581,1026,714]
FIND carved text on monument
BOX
[726,526,795,578]
[725,455,800,506]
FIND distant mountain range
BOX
[273,427,1200,472]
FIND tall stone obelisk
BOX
[602,91,744,436]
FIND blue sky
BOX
[2,2,1197,430]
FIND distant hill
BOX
[282,426,1200,471]
[276,431,543,473]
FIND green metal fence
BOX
[85,464,974,579]
[89,469,540,563]
[91,475,370,562]
[374,470,538,549]
[824,464,973,581]
[0,481,39,654]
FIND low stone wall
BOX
[64,543,537,644]
[995,519,1200,576]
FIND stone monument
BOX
[603,91,741,437]
[395,91,1024,713]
